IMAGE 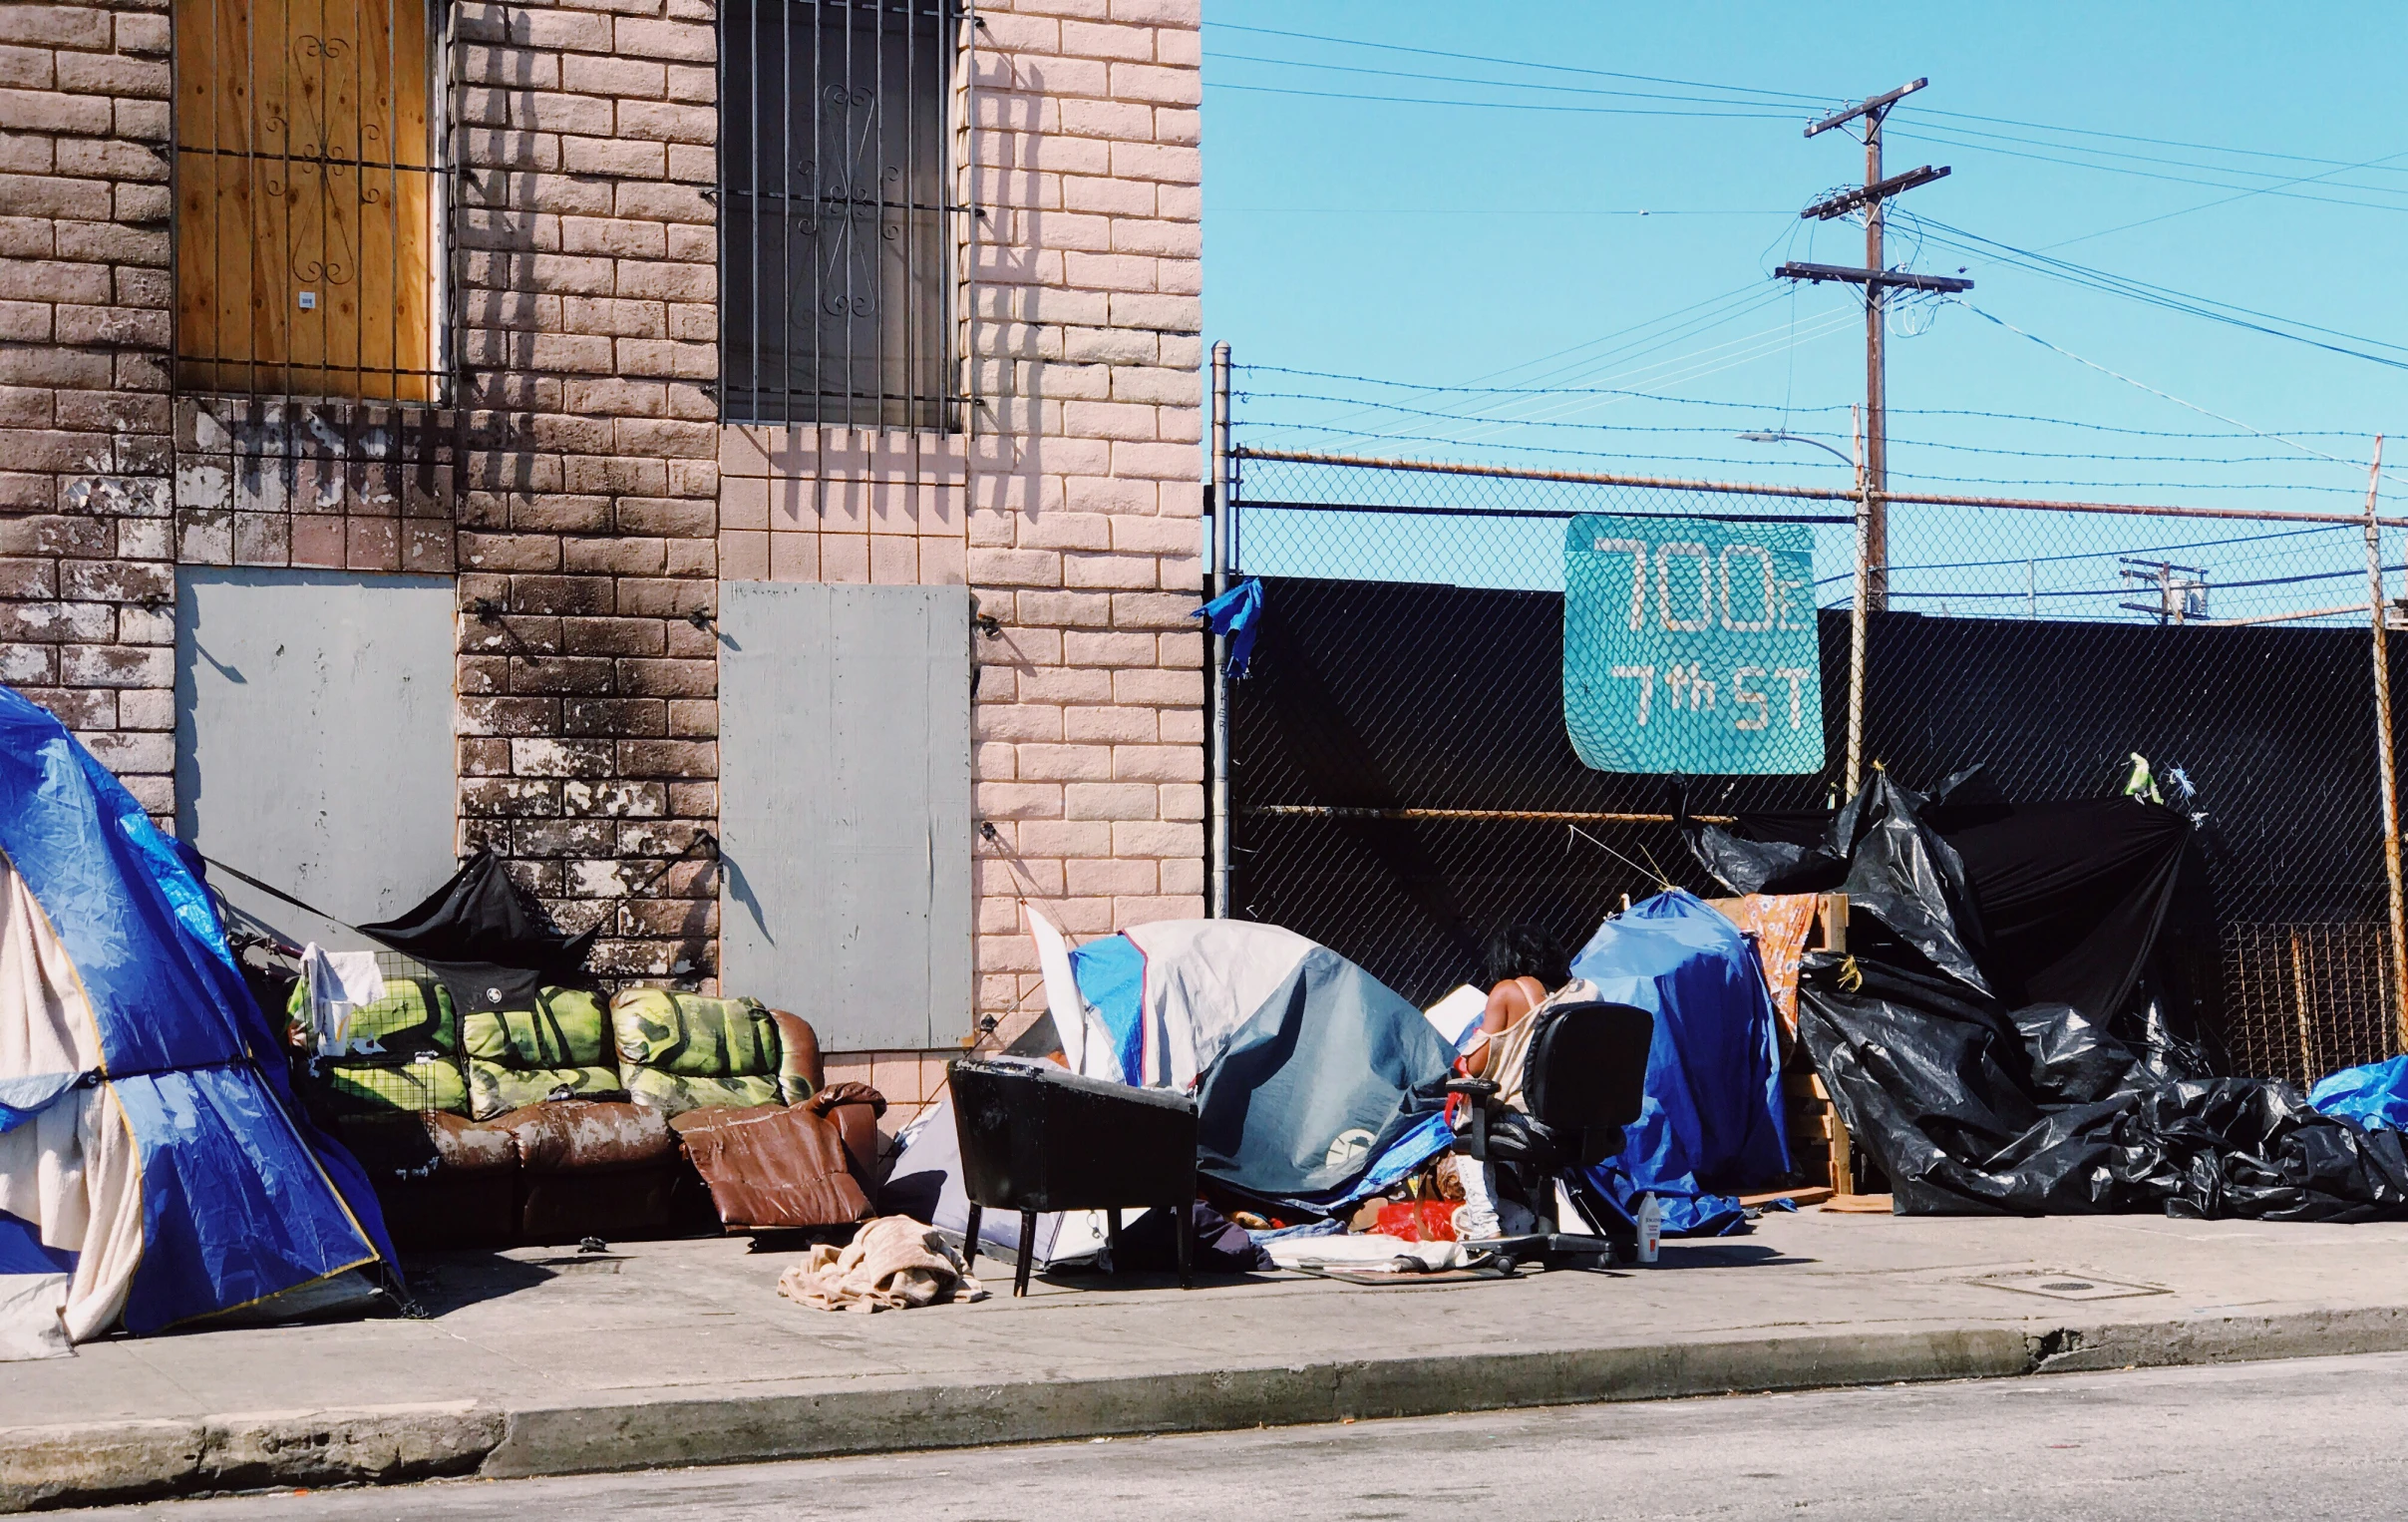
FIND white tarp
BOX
[1082,919,1319,1089]
[0,863,146,1358]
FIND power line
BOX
[1211,17,2408,196]
[1911,105,2408,177]
[1892,118,2408,198]
[1944,304,2388,471]
[1280,284,1781,439]
[1889,124,2408,213]
[1204,49,1815,112]
[1870,522,2348,573]
[1911,217,2408,369]
[1292,297,1863,453]
[1204,81,1796,122]
[1233,363,1857,404]
[1233,364,2403,437]
[1208,22,1828,105]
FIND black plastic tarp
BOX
[359,849,598,1013]
[1692,775,2408,1220]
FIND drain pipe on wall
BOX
[1209,340,1232,919]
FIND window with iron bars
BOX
[720,0,955,430]
[172,0,453,402]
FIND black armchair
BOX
[1449,998,1654,1271]
[949,1056,1197,1297]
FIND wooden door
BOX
[175,0,437,401]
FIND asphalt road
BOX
[65,1351,2408,1521]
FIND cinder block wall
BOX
[0,0,1206,1113]
[0,0,178,814]
[170,0,730,981]
[440,0,725,981]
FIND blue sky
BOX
[1199,5,2408,611]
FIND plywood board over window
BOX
[175,0,442,401]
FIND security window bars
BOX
[173,0,449,402]
[722,0,953,429]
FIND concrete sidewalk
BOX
[9,1210,2408,1512]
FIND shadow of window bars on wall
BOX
[173,0,448,403]
[721,0,955,431]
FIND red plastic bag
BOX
[1374,1198,1457,1242]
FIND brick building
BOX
[0,0,1205,1118]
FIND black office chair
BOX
[1448,999,1654,1271]
[949,1056,1197,1297]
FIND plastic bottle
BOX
[1635,1194,1661,1265]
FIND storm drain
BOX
[1971,1271,2169,1301]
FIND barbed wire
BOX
[1239,424,2392,495]
[1241,390,2399,469]
[1233,364,2397,439]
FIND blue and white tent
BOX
[1039,915,1457,1210]
[0,687,392,1357]
[887,912,1455,1267]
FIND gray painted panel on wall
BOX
[175,569,458,949]
[720,582,972,1050]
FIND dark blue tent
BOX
[1570,891,1789,1235]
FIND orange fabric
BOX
[1717,895,1821,1035]
[1373,1199,1458,1242]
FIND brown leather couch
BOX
[330,1013,886,1250]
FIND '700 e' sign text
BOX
[1561,514,1825,776]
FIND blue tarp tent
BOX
[0,686,391,1356]
[1570,891,1790,1235]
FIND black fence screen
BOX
[1223,451,2407,1086]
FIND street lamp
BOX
[1740,429,1886,613]
[1735,430,1854,468]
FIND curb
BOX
[8,1307,2407,1511]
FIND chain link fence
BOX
[1221,447,2408,1087]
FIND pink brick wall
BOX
[722,0,1205,1054]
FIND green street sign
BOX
[1562,513,1826,776]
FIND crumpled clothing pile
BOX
[778,1216,987,1314]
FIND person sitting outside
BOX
[1454,925,1593,1238]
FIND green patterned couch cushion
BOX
[462,987,624,1121]
[624,1067,784,1115]
[609,989,799,1116]
[326,1055,471,1116]
[303,978,472,1118]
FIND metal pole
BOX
[1209,341,1232,919]
[1862,106,1888,612]
[2362,435,2407,1051]
[1846,404,1869,798]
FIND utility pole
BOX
[1776,78,1970,611]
